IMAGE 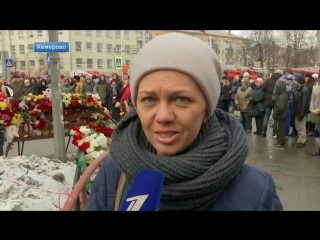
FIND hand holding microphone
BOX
[119,170,164,211]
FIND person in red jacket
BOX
[119,74,131,106]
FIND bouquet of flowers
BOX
[70,126,109,163]
[62,92,72,107]
[88,120,114,138]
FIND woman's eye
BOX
[142,97,155,103]
[176,97,189,103]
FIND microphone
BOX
[119,170,164,211]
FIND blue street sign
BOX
[114,56,122,70]
[5,58,13,68]
[46,53,50,64]
[34,42,69,52]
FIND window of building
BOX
[107,44,112,53]
[75,30,81,36]
[124,30,129,39]
[28,44,34,53]
[37,30,43,37]
[97,59,103,69]
[115,44,121,52]
[97,43,102,53]
[9,30,14,39]
[125,60,130,66]
[76,58,82,68]
[106,30,112,38]
[28,30,33,38]
[86,42,92,52]
[11,45,16,54]
[107,59,113,69]
[19,45,25,54]
[39,59,44,66]
[76,42,82,51]
[20,61,25,67]
[86,30,92,36]
[87,59,93,68]
[115,30,121,39]
[96,30,102,37]
[18,30,24,39]
[125,45,130,52]
[29,60,35,66]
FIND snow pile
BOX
[0,155,76,211]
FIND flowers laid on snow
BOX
[70,125,110,163]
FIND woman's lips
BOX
[156,132,178,144]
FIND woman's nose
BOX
[155,102,175,124]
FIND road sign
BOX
[5,58,13,68]
[46,53,50,64]
[114,57,122,70]
[34,42,69,53]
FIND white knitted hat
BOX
[130,33,222,115]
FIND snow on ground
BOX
[0,155,76,211]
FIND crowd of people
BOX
[218,70,320,152]
[60,73,131,120]
[0,72,132,122]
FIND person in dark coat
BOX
[85,33,282,211]
[230,75,240,111]
[218,75,231,112]
[261,71,282,137]
[304,73,315,136]
[272,81,289,149]
[292,74,310,147]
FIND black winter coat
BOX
[262,73,282,108]
[293,85,310,120]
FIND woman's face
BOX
[136,70,206,156]
[41,81,46,86]
[101,75,105,80]
[241,80,247,87]
[256,81,261,87]
[65,79,70,84]
[112,74,117,79]
[124,80,128,85]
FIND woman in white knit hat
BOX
[86,33,282,211]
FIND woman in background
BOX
[250,78,265,135]
[235,77,253,133]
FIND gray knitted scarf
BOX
[109,108,248,211]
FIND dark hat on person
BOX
[294,73,305,84]
[305,73,312,79]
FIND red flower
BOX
[38,119,47,129]
[79,142,90,152]
[72,126,80,132]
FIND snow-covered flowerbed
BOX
[0,155,76,211]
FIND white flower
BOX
[89,133,98,141]
[86,146,95,153]
[90,139,99,147]
[79,126,91,135]
[70,129,76,135]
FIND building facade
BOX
[1,30,244,78]
[0,30,139,77]
[144,30,243,66]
